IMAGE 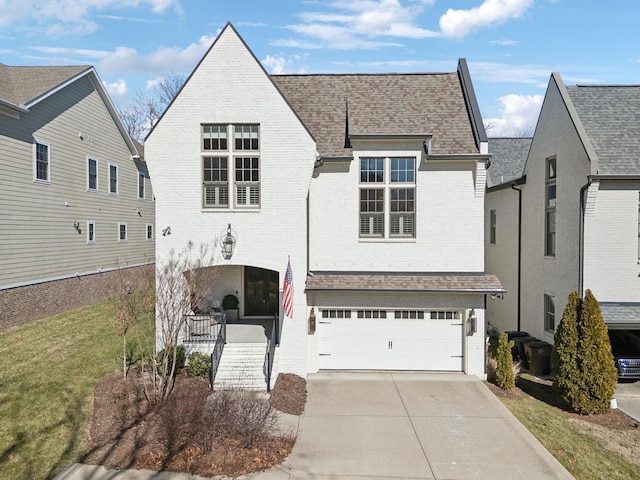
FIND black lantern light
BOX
[221,224,236,260]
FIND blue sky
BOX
[1,0,638,136]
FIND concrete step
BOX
[215,343,268,390]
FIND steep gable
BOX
[566,85,640,175]
[487,137,531,187]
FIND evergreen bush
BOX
[495,333,516,390]
[187,351,211,378]
[156,344,186,376]
[552,290,617,414]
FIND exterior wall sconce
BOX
[73,220,81,234]
[162,226,171,236]
[308,307,316,335]
[468,309,477,334]
[221,224,236,260]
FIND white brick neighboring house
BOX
[146,23,504,383]
[486,73,640,352]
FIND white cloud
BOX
[98,35,215,73]
[484,93,543,137]
[439,0,534,38]
[102,78,128,97]
[470,61,550,87]
[262,54,309,74]
[489,39,518,46]
[0,0,182,35]
[282,0,438,50]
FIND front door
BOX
[244,266,279,316]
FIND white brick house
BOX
[486,73,640,344]
[146,23,503,382]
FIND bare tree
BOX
[508,124,535,138]
[113,264,155,378]
[117,72,185,143]
[153,241,218,402]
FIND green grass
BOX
[499,376,640,480]
[0,300,154,480]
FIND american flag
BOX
[283,258,293,318]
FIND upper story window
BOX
[359,156,415,239]
[87,158,98,191]
[138,173,145,199]
[118,222,127,242]
[545,157,556,256]
[109,163,118,194]
[202,124,260,209]
[87,221,95,243]
[203,124,228,151]
[34,140,50,183]
[490,209,497,245]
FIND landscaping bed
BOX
[82,370,307,478]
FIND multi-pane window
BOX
[395,310,425,319]
[109,164,118,194]
[359,156,416,238]
[34,140,49,182]
[202,124,260,208]
[544,294,555,331]
[430,311,461,320]
[87,158,98,190]
[146,224,153,241]
[235,157,260,207]
[490,209,497,244]
[118,223,127,242]
[235,125,259,150]
[87,221,95,243]
[357,310,387,319]
[138,173,145,199]
[322,309,352,318]
[203,125,228,150]
[545,157,556,256]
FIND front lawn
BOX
[490,374,640,480]
[0,300,153,480]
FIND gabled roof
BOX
[0,63,90,107]
[0,63,139,157]
[271,70,481,158]
[565,84,640,175]
[487,137,531,187]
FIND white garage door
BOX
[318,309,463,371]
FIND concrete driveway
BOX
[616,380,640,423]
[255,372,573,480]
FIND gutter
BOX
[579,178,593,297]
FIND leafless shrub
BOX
[486,355,522,384]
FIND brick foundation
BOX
[0,264,154,331]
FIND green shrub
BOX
[187,351,211,378]
[495,333,516,390]
[552,290,617,414]
[156,344,186,376]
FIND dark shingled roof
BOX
[306,272,505,293]
[271,73,479,158]
[566,85,640,175]
[0,63,89,107]
[487,137,531,187]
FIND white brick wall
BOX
[146,25,316,378]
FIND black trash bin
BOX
[513,336,537,368]
[506,331,530,361]
[524,341,553,376]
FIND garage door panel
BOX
[318,311,463,371]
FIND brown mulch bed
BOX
[82,369,307,478]
[485,376,638,429]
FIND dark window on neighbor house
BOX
[109,164,118,194]
[87,221,95,243]
[544,294,555,331]
[35,140,50,182]
[88,158,98,190]
[138,173,145,199]
[545,157,556,256]
[490,209,497,244]
[118,223,127,242]
[146,224,153,240]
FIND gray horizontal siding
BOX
[0,75,155,288]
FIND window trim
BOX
[544,294,555,332]
[545,157,557,256]
[489,209,497,245]
[33,138,50,184]
[109,163,119,195]
[87,157,98,191]
[138,172,145,199]
[146,223,153,241]
[118,222,127,242]
[87,220,96,244]
[359,156,416,240]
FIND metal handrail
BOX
[209,312,226,388]
[184,313,223,343]
[264,314,278,392]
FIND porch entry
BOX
[244,266,279,317]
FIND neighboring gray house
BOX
[485,72,640,345]
[0,63,155,329]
